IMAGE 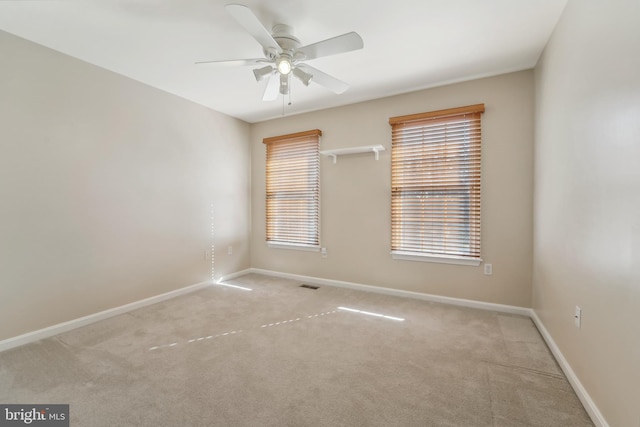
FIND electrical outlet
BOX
[574,306,582,328]
[321,248,327,258]
[227,246,233,255]
[483,263,493,275]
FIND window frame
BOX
[389,104,485,266]
[263,129,321,251]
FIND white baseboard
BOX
[235,268,531,317]
[218,268,253,283]
[530,311,609,427]
[0,280,212,353]
[1,267,608,427]
[226,268,607,427]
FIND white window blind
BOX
[389,104,485,261]
[264,129,321,248]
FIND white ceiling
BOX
[0,0,567,123]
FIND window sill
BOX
[391,251,482,266]
[267,242,320,252]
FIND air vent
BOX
[300,284,319,290]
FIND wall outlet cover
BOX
[483,263,493,275]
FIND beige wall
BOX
[533,1,640,425]
[251,70,534,307]
[4,3,637,423]
[0,31,251,341]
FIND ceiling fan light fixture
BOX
[279,73,289,95]
[253,65,273,82]
[292,67,313,86]
[276,56,292,75]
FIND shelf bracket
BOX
[329,154,337,164]
[372,147,380,160]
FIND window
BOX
[264,129,321,250]
[389,104,485,265]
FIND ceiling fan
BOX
[196,4,364,101]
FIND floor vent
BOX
[300,284,320,290]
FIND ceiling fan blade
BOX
[297,32,363,61]
[296,64,349,94]
[263,73,280,101]
[195,58,267,67]
[225,4,282,55]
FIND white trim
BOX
[218,269,253,282]
[0,280,212,353]
[248,268,529,316]
[0,267,608,427]
[391,251,482,266]
[320,144,386,163]
[267,242,320,252]
[228,268,608,427]
[530,311,609,427]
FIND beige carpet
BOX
[0,274,592,426]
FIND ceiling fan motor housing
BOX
[271,24,301,51]
[270,24,300,92]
